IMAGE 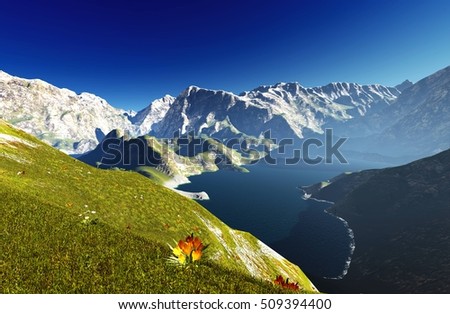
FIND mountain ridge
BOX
[0,69,402,155]
[2,66,449,163]
[154,80,400,141]
[351,65,450,157]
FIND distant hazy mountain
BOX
[395,79,413,92]
[372,66,450,156]
[302,148,450,293]
[337,66,450,162]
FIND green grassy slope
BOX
[0,120,316,293]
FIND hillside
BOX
[0,120,317,293]
[77,130,253,183]
[303,149,450,293]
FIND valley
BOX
[1,65,450,294]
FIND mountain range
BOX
[2,66,449,165]
[152,82,399,141]
[2,67,449,164]
[0,70,397,153]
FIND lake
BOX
[179,159,387,281]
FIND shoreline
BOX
[298,187,355,280]
[163,175,210,201]
[297,187,335,204]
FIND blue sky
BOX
[1,0,449,111]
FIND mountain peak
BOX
[395,79,413,92]
[181,85,236,97]
[181,85,201,96]
[104,128,124,140]
[247,81,303,95]
[160,94,176,102]
[130,95,176,135]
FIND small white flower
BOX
[78,214,82,217]
[85,216,89,220]
[91,211,96,214]
[84,204,88,208]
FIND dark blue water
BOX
[180,160,385,279]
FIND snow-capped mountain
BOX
[130,95,175,135]
[0,70,136,154]
[0,69,401,155]
[0,71,173,154]
[2,66,449,160]
[154,82,400,140]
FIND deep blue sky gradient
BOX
[1,0,449,110]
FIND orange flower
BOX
[273,275,300,291]
[171,233,208,265]
[178,239,193,256]
[286,281,300,291]
[191,236,204,251]
[274,275,285,286]
[192,249,202,262]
